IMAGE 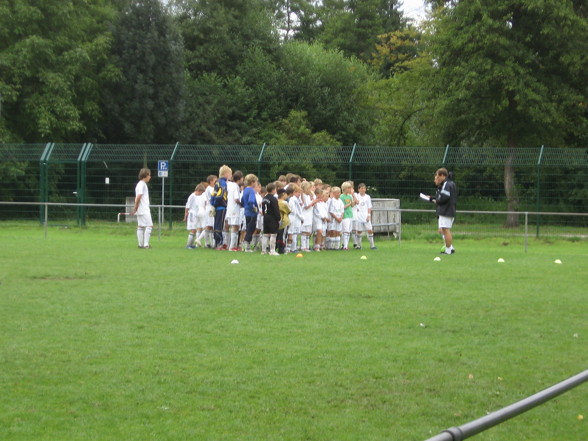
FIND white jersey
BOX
[256,192,264,230]
[328,197,344,220]
[313,200,328,233]
[355,193,372,222]
[185,193,198,215]
[135,180,150,215]
[204,185,215,227]
[226,181,241,217]
[288,195,303,228]
[301,193,314,227]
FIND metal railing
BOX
[424,369,588,441]
[1,202,587,250]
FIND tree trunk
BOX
[504,144,519,228]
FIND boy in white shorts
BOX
[327,186,344,250]
[312,188,329,251]
[225,170,243,251]
[131,168,153,249]
[287,184,303,253]
[183,184,202,248]
[354,183,377,249]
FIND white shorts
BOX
[288,224,301,235]
[327,219,342,233]
[355,220,373,232]
[196,213,207,229]
[226,214,240,227]
[438,215,454,229]
[206,209,215,228]
[313,217,326,234]
[136,212,152,227]
[341,218,352,234]
[301,224,312,234]
[186,212,198,230]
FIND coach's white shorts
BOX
[438,215,454,229]
[136,212,153,227]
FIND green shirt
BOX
[340,194,354,219]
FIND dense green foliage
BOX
[1,0,585,147]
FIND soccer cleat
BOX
[353,244,361,249]
[269,251,280,256]
[370,246,377,250]
[186,245,196,249]
[195,239,203,247]
[229,247,240,252]
[445,248,455,254]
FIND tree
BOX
[428,0,588,226]
[103,0,187,143]
[0,0,116,142]
[318,0,405,62]
[277,41,377,145]
[172,0,280,77]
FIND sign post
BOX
[158,160,169,224]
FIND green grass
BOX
[0,225,586,441]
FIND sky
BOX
[400,0,428,23]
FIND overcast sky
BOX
[400,0,427,22]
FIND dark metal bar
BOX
[424,370,588,441]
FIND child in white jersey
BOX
[225,170,243,251]
[327,186,344,250]
[183,184,204,248]
[287,184,303,253]
[131,168,152,249]
[355,183,377,249]
[312,188,329,251]
[300,181,317,251]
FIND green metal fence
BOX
[1,143,587,229]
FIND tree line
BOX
[1,0,585,148]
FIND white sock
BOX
[269,235,277,253]
[144,226,152,247]
[368,234,375,247]
[262,235,269,252]
[137,228,144,247]
[342,232,350,248]
[291,234,298,250]
[187,233,195,247]
[230,232,238,249]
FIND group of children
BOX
[183,165,377,255]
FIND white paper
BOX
[419,193,430,202]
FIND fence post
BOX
[536,145,544,238]
[442,144,450,165]
[258,143,266,182]
[39,143,54,224]
[349,143,357,181]
[76,143,93,227]
[169,142,180,230]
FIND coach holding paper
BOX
[428,168,457,254]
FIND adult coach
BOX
[427,168,457,254]
[131,168,153,249]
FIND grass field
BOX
[0,225,586,441]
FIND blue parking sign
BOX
[158,160,169,177]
